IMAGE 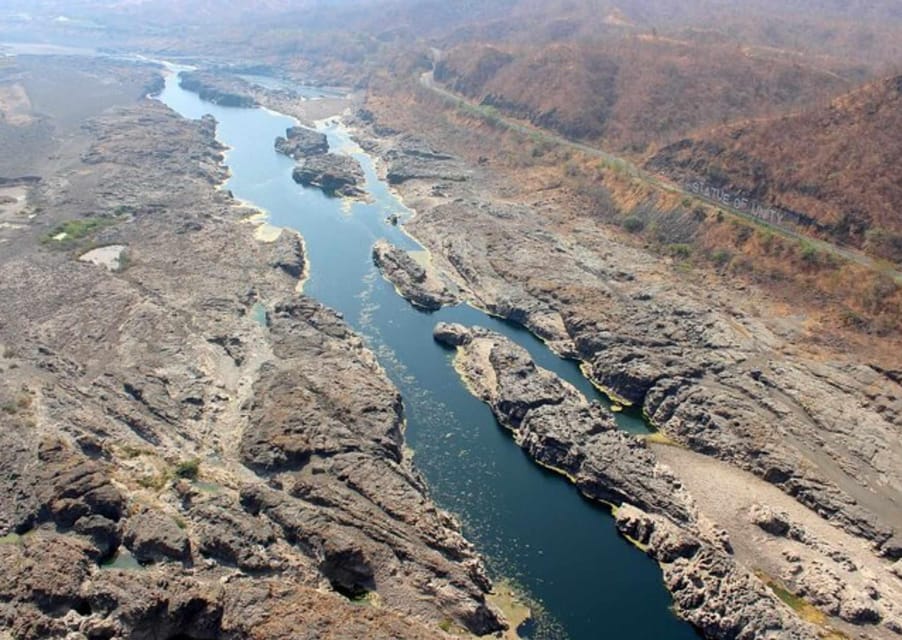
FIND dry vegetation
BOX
[371,1,902,339]
[560,150,902,340]
[367,70,902,345]
[435,37,851,153]
[648,75,902,262]
[7,0,901,339]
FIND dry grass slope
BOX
[648,74,902,261]
[435,37,850,153]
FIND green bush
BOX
[667,243,693,259]
[42,217,115,246]
[622,217,645,233]
[175,458,200,480]
[711,249,733,266]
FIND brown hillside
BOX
[434,37,850,152]
[648,75,902,261]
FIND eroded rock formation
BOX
[292,153,365,198]
[373,240,458,311]
[0,97,502,638]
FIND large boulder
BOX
[123,510,190,564]
[274,126,329,160]
[292,153,365,198]
[35,439,126,529]
[433,322,473,347]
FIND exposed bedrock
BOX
[435,322,822,639]
[615,505,818,640]
[291,152,365,198]
[358,124,902,561]
[0,100,502,638]
[179,71,257,108]
[378,138,471,185]
[372,239,458,311]
[433,322,692,522]
[268,229,306,280]
[274,125,329,160]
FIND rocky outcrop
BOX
[0,95,502,638]
[433,322,473,347]
[615,505,817,640]
[433,323,692,523]
[33,438,127,530]
[372,239,458,311]
[638,364,898,550]
[179,71,257,108]
[436,322,824,639]
[123,510,190,564]
[274,126,329,160]
[234,300,501,633]
[292,153,365,197]
[268,229,305,280]
[188,494,278,573]
[0,537,452,640]
[379,138,471,185]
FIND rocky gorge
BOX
[351,106,902,638]
[433,322,824,639]
[3,48,901,640]
[0,59,506,639]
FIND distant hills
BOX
[648,74,902,259]
[434,37,852,152]
[4,0,900,263]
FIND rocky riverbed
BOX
[373,240,458,311]
[350,106,902,639]
[0,59,505,639]
[434,322,831,639]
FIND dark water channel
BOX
[158,69,697,640]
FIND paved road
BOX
[419,69,902,283]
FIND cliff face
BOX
[0,65,502,638]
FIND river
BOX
[157,69,698,640]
